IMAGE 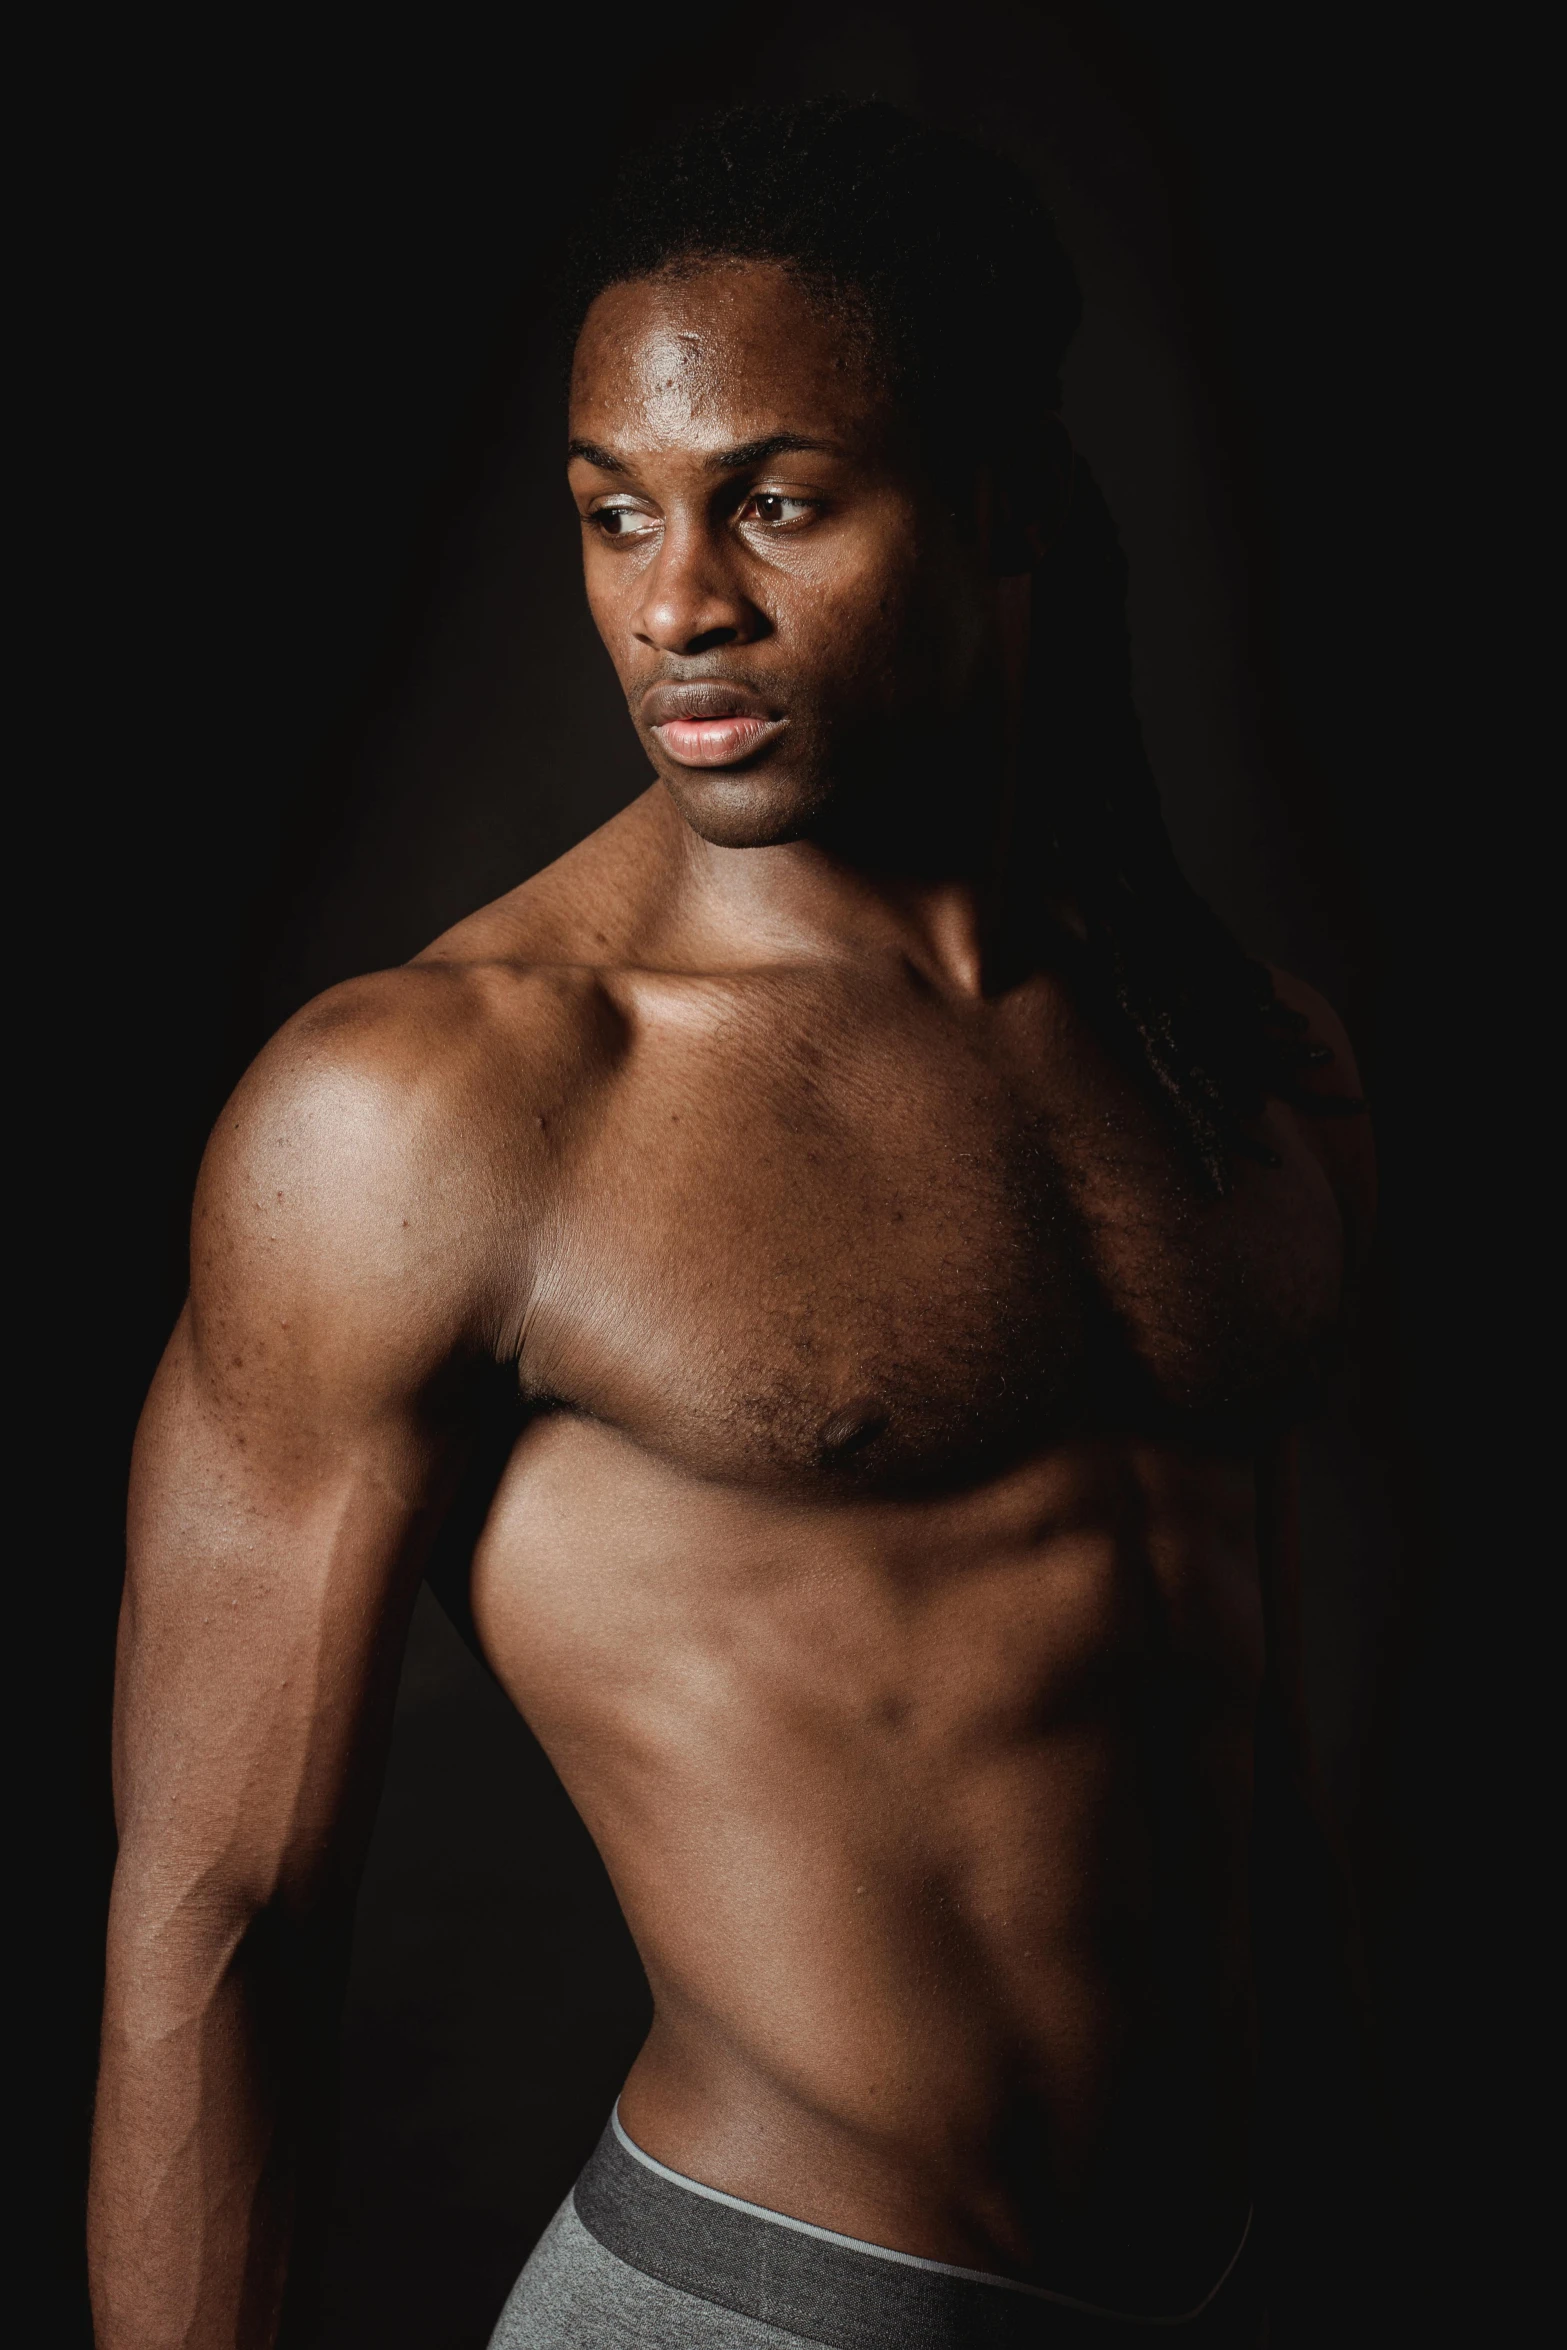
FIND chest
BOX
[520,978,1346,1489]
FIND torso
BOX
[431,813,1355,2309]
[515,953,1344,1482]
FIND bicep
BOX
[115,1023,500,1921]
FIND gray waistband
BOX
[571,2110,1259,2348]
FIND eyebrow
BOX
[566,432,843,473]
[566,439,626,471]
[704,434,842,470]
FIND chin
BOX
[659,766,836,850]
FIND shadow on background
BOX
[36,6,1509,2343]
[316,1590,651,2342]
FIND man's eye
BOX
[591,503,658,539]
[739,493,814,528]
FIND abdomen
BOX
[469,1412,1265,2288]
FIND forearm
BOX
[89,1888,342,2350]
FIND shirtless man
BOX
[89,103,1372,2349]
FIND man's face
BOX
[568,262,992,849]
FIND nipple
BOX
[817,1398,889,1464]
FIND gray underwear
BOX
[488,2109,1263,2348]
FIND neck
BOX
[663,789,1006,1000]
[659,602,1040,995]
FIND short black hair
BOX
[563,98,1082,454]
[566,102,1359,1190]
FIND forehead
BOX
[569,261,885,455]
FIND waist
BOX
[573,2107,1263,2345]
[617,2018,1256,2318]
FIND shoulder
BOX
[190,957,623,1381]
[1265,967,1363,1102]
[419,788,685,974]
[1266,965,1376,1252]
[204,956,618,1191]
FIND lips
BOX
[640,679,786,770]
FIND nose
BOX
[635,518,768,656]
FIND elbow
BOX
[104,1852,348,2044]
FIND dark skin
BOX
[89,262,1373,2343]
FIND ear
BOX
[980,417,1075,578]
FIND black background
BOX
[33,5,1522,2343]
